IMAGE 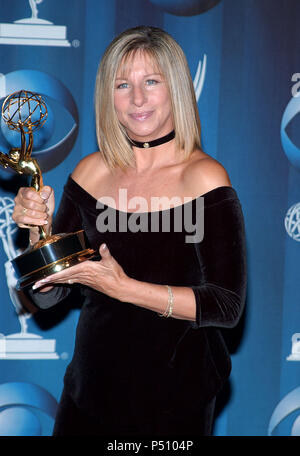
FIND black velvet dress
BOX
[30,175,247,436]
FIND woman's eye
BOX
[116,82,129,89]
[146,79,158,86]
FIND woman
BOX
[12,26,247,436]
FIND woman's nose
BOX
[131,86,146,106]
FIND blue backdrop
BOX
[0,0,300,436]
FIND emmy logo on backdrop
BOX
[287,333,300,361]
[0,74,6,99]
[0,197,59,359]
[0,0,71,47]
[284,202,300,242]
[193,55,207,102]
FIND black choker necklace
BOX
[129,130,175,149]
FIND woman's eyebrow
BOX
[115,73,163,80]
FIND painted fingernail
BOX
[33,279,47,289]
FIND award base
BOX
[0,22,71,47]
[11,230,96,289]
[287,353,300,361]
[0,333,59,360]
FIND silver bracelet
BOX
[158,285,174,318]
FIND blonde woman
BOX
[13,26,247,436]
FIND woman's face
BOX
[114,50,174,142]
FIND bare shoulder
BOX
[183,150,232,197]
[71,152,109,187]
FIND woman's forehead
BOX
[116,49,162,77]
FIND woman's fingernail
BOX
[33,279,47,289]
[40,192,48,200]
[102,244,107,250]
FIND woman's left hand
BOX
[32,243,129,301]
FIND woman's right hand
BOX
[12,186,55,243]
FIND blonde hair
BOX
[94,26,201,170]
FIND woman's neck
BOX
[132,142,181,175]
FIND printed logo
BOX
[287,333,300,361]
[194,55,207,102]
[0,382,57,436]
[284,202,300,241]
[148,0,221,17]
[268,386,300,436]
[281,76,300,170]
[0,0,71,47]
[0,196,59,360]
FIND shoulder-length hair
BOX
[94,25,201,170]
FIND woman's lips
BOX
[129,111,153,121]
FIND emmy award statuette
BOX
[0,90,95,289]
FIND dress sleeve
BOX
[28,177,84,310]
[29,284,72,310]
[191,193,247,329]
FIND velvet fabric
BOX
[52,389,216,436]
[30,175,247,435]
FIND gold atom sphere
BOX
[1,90,48,134]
